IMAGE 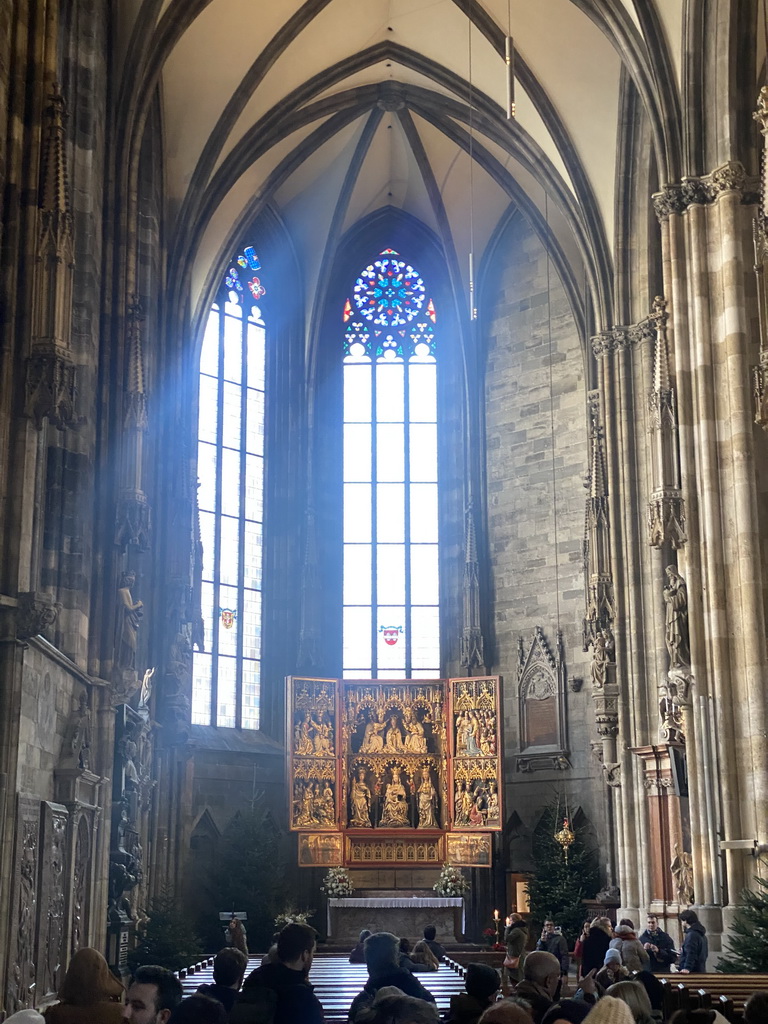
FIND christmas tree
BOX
[524,804,600,945]
[717,873,768,973]
[128,883,203,971]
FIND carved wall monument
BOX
[516,629,569,772]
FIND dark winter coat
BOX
[230,961,324,1024]
[195,983,239,1013]
[637,927,678,972]
[580,927,611,975]
[536,931,570,975]
[347,966,435,1022]
[514,980,555,1024]
[503,921,528,983]
[444,992,492,1024]
[678,922,708,972]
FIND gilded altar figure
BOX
[404,707,428,753]
[294,782,317,827]
[295,711,314,755]
[380,767,410,827]
[454,780,469,825]
[318,780,335,826]
[311,710,333,755]
[486,781,500,825]
[417,772,438,828]
[360,708,386,752]
[350,768,372,827]
[384,713,405,752]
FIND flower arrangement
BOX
[320,866,354,898]
[274,908,314,929]
[433,864,471,897]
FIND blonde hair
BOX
[606,981,655,1024]
[411,939,440,970]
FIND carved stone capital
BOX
[602,762,621,788]
[652,184,687,220]
[654,163,758,220]
[594,691,619,737]
[16,591,59,641]
[25,350,77,430]
[591,332,615,357]
[647,489,687,549]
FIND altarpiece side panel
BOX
[448,677,502,831]
[287,677,339,831]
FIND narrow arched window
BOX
[342,250,440,678]
[192,248,266,728]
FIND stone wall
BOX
[481,210,606,873]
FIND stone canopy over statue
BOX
[287,675,502,866]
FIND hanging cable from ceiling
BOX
[468,2,477,320]
[505,0,516,119]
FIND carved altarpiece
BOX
[287,676,501,868]
[632,745,690,910]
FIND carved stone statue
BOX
[670,843,694,906]
[360,709,386,753]
[663,565,690,668]
[350,768,372,827]
[62,692,92,771]
[417,772,438,829]
[380,768,410,827]
[116,570,143,672]
[384,714,404,752]
[139,666,155,709]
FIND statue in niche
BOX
[360,708,386,753]
[139,666,155,710]
[404,707,428,753]
[63,692,92,771]
[316,781,335,826]
[350,768,372,827]
[116,570,143,672]
[380,767,410,827]
[456,712,482,756]
[670,843,694,906]
[384,713,405,752]
[486,781,500,825]
[295,711,314,755]
[663,565,691,668]
[590,628,614,689]
[417,771,438,828]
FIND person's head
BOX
[211,947,247,988]
[465,962,501,1005]
[584,996,635,1024]
[355,986,439,1024]
[619,919,634,929]
[524,951,561,996]
[606,981,654,1024]
[123,966,183,1024]
[645,914,658,932]
[276,922,316,973]
[478,1003,534,1024]
[411,940,440,968]
[58,947,124,1005]
[595,916,614,935]
[668,1013,716,1024]
[744,991,768,1024]
[399,936,411,953]
[364,932,401,974]
[3,1013,46,1023]
[679,909,699,930]
[543,919,556,934]
[167,995,227,1024]
[508,912,524,925]
[359,928,372,943]
[423,925,437,941]
[603,948,623,973]
[541,999,592,1024]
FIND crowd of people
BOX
[2,910,766,1024]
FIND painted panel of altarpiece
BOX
[448,677,502,831]
[287,678,339,831]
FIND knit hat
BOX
[604,948,622,965]
[585,995,635,1024]
[4,1013,46,1023]
[465,962,501,1000]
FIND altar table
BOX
[327,896,464,942]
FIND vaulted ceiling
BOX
[115,1,696,334]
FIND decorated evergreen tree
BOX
[524,804,600,945]
[717,873,768,973]
[128,883,203,971]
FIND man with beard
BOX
[230,923,324,1024]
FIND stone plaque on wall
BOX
[516,628,569,771]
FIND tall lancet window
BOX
[342,250,440,679]
[192,248,266,728]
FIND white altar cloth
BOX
[327,896,464,934]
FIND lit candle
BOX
[494,909,499,921]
